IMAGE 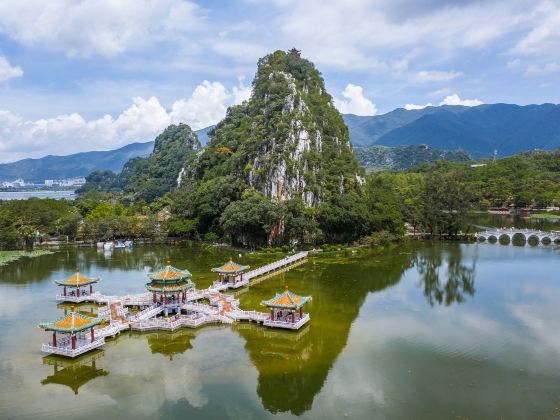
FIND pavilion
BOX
[54,269,100,303]
[146,261,194,315]
[39,307,104,357]
[211,258,250,288]
[261,287,312,330]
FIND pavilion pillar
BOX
[299,307,302,319]
[270,309,274,320]
[77,288,80,298]
[71,334,76,350]
[91,328,95,342]
[52,332,57,347]
[153,293,156,303]
[292,311,295,324]
[63,287,67,297]
[90,284,93,294]
[164,295,167,305]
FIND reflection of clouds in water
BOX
[88,328,256,416]
[507,302,560,356]
[0,287,29,317]
[360,273,560,375]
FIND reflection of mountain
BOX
[237,250,414,415]
[146,330,196,360]
[41,351,109,394]
[414,243,476,306]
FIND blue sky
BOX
[0,0,559,162]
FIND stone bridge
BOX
[475,228,560,244]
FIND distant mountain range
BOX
[354,145,471,173]
[0,127,212,182]
[1,103,559,182]
[344,103,560,157]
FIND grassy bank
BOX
[0,250,54,267]
[530,213,560,219]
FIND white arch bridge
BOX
[475,228,560,244]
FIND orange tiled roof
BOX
[148,263,191,282]
[145,279,193,292]
[261,288,311,309]
[211,258,249,274]
[54,271,99,287]
[39,310,100,333]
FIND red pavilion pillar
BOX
[292,311,295,323]
[71,334,76,350]
[90,284,93,294]
[270,309,274,320]
[299,307,303,319]
[153,293,157,303]
[91,328,95,342]
[63,287,67,297]
[77,288,80,298]
[52,332,57,347]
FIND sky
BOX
[0,0,559,163]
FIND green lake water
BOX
[0,242,559,419]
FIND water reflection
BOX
[237,249,415,415]
[41,351,109,395]
[414,243,476,306]
[146,330,196,360]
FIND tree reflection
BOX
[415,243,476,306]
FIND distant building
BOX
[45,180,55,187]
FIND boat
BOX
[103,242,113,251]
[124,240,134,248]
[114,241,126,249]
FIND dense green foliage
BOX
[371,150,560,236]
[0,191,165,249]
[78,124,200,202]
[355,145,471,173]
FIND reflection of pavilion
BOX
[55,270,100,303]
[41,351,109,394]
[145,330,196,360]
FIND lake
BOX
[0,242,559,419]
[0,190,76,200]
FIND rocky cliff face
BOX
[181,49,364,205]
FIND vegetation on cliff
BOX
[78,124,200,202]
[170,49,401,246]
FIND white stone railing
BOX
[244,251,308,281]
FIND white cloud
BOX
[170,81,229,131]
[411,70,463,83]
[512,1,560,57]
[439,94,483,107]
[334,84,377,116]
[0,80,249,163]
[0,0,202,57]
[525,62,560,76]
[404,102,433,110]
[0,56,23,82]
[232,76,252,104]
